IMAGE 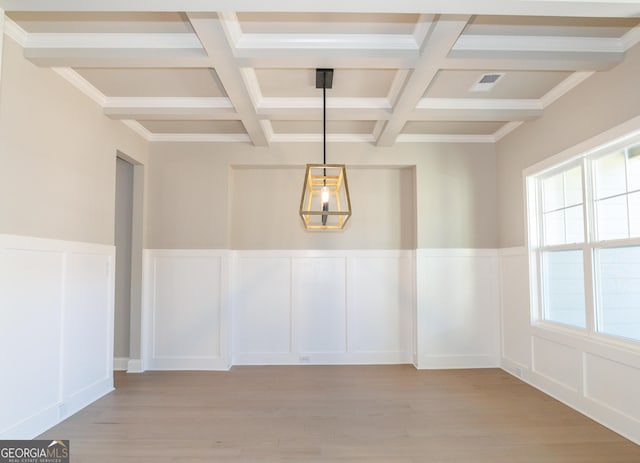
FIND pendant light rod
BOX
[316,68,333,166]
[323,82,326,166]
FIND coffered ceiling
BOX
[2,1,640,146]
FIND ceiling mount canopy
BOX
[299,69,352,230]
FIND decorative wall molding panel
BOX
[415,248,501,369]
[232,250,414,365]
[0,234,115,439]
[142,248,502,369]
[143,249,231,370]
[499,246,640,445]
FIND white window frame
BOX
[524,118,640,350]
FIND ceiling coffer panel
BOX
[4,4,638,144]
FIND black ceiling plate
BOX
[315,68,334,89]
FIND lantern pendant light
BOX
[299,69,352,230]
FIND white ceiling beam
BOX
[24,49,211,68]
[377,15,470,147]
[446,34,625,71]
[187,12,268,146]
[234,51,418,69]
[2,0,640,17]
[442,55,622,72]
[103,97,239,120]
[412,98,543,121]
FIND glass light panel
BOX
[565,205,584,243]
[564,166,583,207]
[594,151,626,200]
[629,191,640,238]
[596,246,640,341]
[628,144,640,192]
[595,195,629,241]
[543,210,565,246]
[543,250,586,328]
[542,173,564,212]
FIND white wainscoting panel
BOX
[499,247,531,377]
[531,335,581,393]
[349,255,413,358]
[232,255,292,363]
[499,246,640,445]
[294,257,347,355]
[415,249,500,369]
[0,234,114,439]
[143,250,230,370]
[232,250,413,365]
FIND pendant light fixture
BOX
[299,69,352,230]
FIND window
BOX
[528,135,640,343]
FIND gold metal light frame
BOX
[299,68,352,230]
[299,163,352,229]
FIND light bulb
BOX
[321,186,329,204]
[321,186,329,226]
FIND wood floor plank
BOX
[38,366,640,462]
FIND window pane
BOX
[596,246,640,342]
[542,173,564,212]
[543,210,565,246]
[565,205,584,243]
[630,191,640,238]
[564,166,583,207]
[628,144,640,192]
[594,151,626,200]
[595,195,629,241]
[543,250,586,328]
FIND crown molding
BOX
[52,67,107,106]
[539,71,594,108]
[121,120,153,140]
[270,133,376,143]
[149,133,252,143]
[235,33,418,50]
[453,34,625,54]
[396,134,495,143]
[3,17,27,46]
[103,97,234,109]
[258,97,392,110]
[24,32,202,49]
[416,98,543,111]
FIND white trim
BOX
[396,133,495,143]
[3,17,27,46]
[269,133,376,143]
[104,96,234,109]
[493,121,523,141]
[113,357,129,371]
[258,97,392,110]
[497,246,527,257]
[52,67,107,106]
[523,116,640,177]
[3,0,640,17]
[417,97,542,111]
[235,33,418,50]
[453,34,625,54]
[126,358,144,373]
[418,354,500,369]
[618,24,640,51]
[121,120,153,141]
[417,248,499,257]
[25,32,202,49]
[539,71,594,108]
[149,133,252,143]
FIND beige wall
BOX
[0,38,147,245]
[496,43,640,248]
[146,141,497,249]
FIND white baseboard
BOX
[113,357,129,371]
[126,358,144,373]
[417,354,500,370]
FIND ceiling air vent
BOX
[470,73,504,92]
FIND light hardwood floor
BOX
[40,366,640,462]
